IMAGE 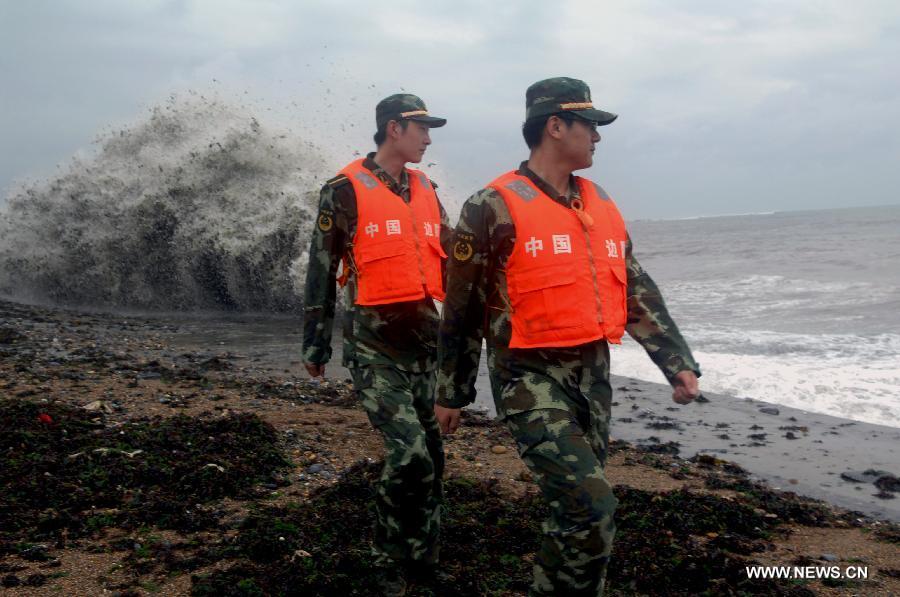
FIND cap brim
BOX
[406,115,447,128]
[571,108,617,126]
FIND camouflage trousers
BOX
[350,366,444,568]
[502,371,618,596]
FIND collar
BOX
[365,152,410,197]
[516,161,581,207]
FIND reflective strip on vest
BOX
[339,159,446,306]
[490,171,628,349]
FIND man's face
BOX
[393,120,432,164]
[557,117,601,170]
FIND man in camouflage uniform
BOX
[302,94,451,595]
[434,77,701,595]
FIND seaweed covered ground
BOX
[1,298,898,595]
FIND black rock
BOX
[759,407,780,416]
[2,574,21,587]
[875,474,900,492]
[840,470,890,484]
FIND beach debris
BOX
[637,440,680,456]
[820,553,839,562]
[840,469,891,484]
[0,326,25,344]
[36,413,53,425]
[83,400,112,413]
[645,418,682,431]
[758,407,780,416]
[875,474,900,492]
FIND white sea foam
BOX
[611,328,900,428]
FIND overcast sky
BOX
[2,0,899,219]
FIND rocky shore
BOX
[1,298,898,595]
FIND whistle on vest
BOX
[337,255,357,288]
[570,199,594,228]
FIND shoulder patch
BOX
[505,179,538,202]
[409,170,430,190]
[326,174,350,189]
[592,182,611,201]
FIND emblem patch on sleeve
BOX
[317,212,334,232]
[453,240,474,262]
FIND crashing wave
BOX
[0,95,328,311]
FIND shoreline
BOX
[603,375,900,522]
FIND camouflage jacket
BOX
[302,153,452,373]
[436,162,700,415]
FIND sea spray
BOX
[0,94,329,311]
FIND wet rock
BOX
[516,470,534,482]
[2,574,20,588]
[19,544,51,561]
[875,474,900,492]
[638,441,680,456]
[840,470,890,484]
[645,419,681,431]
[0,327,26,344]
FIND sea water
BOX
[615,206,900,427]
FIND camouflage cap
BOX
[525,77,617,125]
[376,94,447,129]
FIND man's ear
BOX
[546,115,565,140]
[387,120,402,140]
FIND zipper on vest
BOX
[578,219,605,325]
[406,203,428,292]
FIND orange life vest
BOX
[339,159,446,306]
[490,171,629,349]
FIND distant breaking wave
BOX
[0,95,328,312]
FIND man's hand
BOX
[672,370,700,405]
[305,363,325,378]
[434,404,461,435]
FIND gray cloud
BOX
[2,0,899,218]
